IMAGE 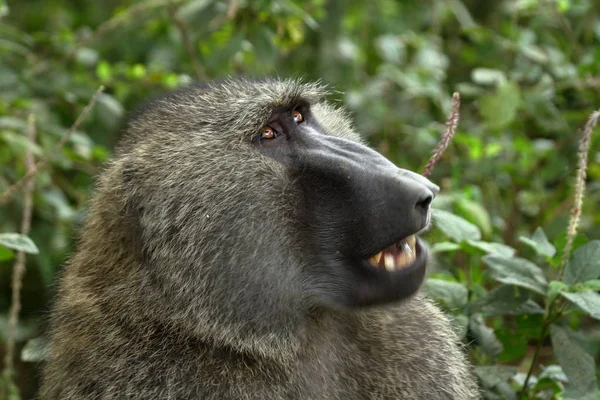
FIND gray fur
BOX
[40,78,479,399]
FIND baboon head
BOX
[102,78,438,356]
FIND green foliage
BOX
[483,254,548,295]
[1,0,599,399]
[432,208,482,242]
[0,234,39,255]
[431,219,600,398]
[564,241,600,285]
[519,227,557,259]
[551,325,598,399]
[0,371,21,400]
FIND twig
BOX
[519,109,599,399]
[3,114,36,375]
[559,109,600,274]
[168,1,207,81]
[68,0,183,61]
[0,86,104,205]
[89,0,180,43]
[519,314,551,396]
[519,303,565,398]
[423,92,461,177]
[502,185,522,247]
[226,0,239,19]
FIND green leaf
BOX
[0,245,14,261]
[0,0,9,18]
[175,0,213,23]
[431,241,460,253]
[432,209,481,243]
[564,240,600,285]
[450,314,469,339]
[471,68,506,86]
[0,372,21,400]
[375,34,405,65]
[556,0,570,12]
[577,279,600,292]
[519,44,549,64]
[470,316,503,357]
[75,47,99,67]
[96,61,112,81]
[538,364,567,383]
[547,280,569,302]
[560,291,600,320]
[466,240,516,257]
[42,188,75,221]
[0,315,38,341]
[0,116,27,131]
[471,285,543,316]
[96,93,124,123]
[1,131,44,156]
[553,234,588,266]
[21,336,47,362]
[483,255,548,295]
[455,198,492,237]
[0,233,39,254]
[424,279,468,309]
[551,325,598,398]
[519,227,556,258]
[474,365,518,388]
[280,0,319,30]
[512,300,545,315]
[480,81,521,129]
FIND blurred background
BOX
[1,0,599,399]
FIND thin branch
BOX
[89,0,181,43]
[503,185,522,247]
[3,114,36,375]
[520,109,599,398]
[0,86,104,205]
[226,0,239,19]
[559,109,600,273]
[520,320,549,396]
[168,1,207,81]
[69,0,184,61]
[423,92,461,177]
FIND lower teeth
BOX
[384,253,395,271]
[368,235,417,271]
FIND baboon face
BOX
[258,102,438,307]
[120,79,438,329]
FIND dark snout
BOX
[290,130,439,258]
[390,168,439,231]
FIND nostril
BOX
[415,192,433,211]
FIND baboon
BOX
[40,78,479,399]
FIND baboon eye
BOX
[260,126,279,140]
[292,109,304,124]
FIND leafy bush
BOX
[1,0,599,399]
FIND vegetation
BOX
[1,0,599,398]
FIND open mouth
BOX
[351,234,428,307]
[367,235,422,272]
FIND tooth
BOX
[372,252,382,263]
[407,235,416,251]
[368,252,382,268]
[396,252,411,269]
[396,248,416,269]
[402,242,412,254]
[384,253,395,271]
